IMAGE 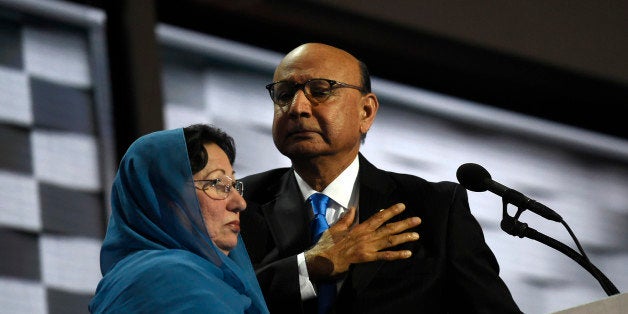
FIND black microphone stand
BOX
[498,190,620,296]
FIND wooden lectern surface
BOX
[552,292,626,314]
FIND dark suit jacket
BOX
[240,154,522,313]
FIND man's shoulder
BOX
[240,167,292,201]
[360,154,459,190]
[241,167,291,184]
[385,170,458,191]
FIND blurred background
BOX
[0,0,626,313]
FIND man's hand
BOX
[304,203,421,282]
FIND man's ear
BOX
[360,93,379,134]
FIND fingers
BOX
[312,203,422,275]
[367,204,421,261]
[362,203,406,230]
[378,231,420,249]
[333,206,356,230]
[376,216,422,237]
[376,249,413,260]
[352,237,416,262]
[363,232,417,262]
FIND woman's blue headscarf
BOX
[89,128,268,314]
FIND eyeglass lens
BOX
[270,79,334,105]
[195,176,244,200]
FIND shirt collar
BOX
[295,155,359,208]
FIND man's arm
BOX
[444,184,522,313]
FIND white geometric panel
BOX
[39,235,102,294]
[210,115,291,178]
[31,130,100,191]
[0,170,40,231]
[23,25,91,88]
[204,70,273,126]
[162,62,205,109]
[0,66,32,126]
[164,103,211,130]
[0,277,47,314]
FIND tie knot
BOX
[308,193,330,216]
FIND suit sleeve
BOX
[445,184,522,313]
[240,202,308,313]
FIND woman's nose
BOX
[228,191,246,213]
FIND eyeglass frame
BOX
[193,175,244,200]
[265,78,366,107]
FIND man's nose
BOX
[287,89,312,116]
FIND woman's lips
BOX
[227,221,240,232]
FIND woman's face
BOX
[193,143,246,255]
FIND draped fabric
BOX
[89,128,268,314]
[307,193,337,314]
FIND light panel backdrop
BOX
[0,0,114,313]
[0,1,626,314]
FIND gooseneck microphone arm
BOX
[499,199,620,296]
[456,163,620,296]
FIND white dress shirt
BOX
[294,155,360,299]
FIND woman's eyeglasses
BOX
[194,175,244,200]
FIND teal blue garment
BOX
[89,128,268,314]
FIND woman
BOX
[89,124,268,313]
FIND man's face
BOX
[270,44,374,162]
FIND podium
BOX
[552,293,626,314]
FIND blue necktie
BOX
[308,193,336,314]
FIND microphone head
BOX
[456,163,492,192]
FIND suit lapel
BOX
[261,170,312,256]
[349,154,398,294]
[257,157,399,293]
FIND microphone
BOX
[456,163,563,222]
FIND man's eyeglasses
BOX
[265,78,366,107]
[194,175,244,200]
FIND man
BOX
[240,42,521,313]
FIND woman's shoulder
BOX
[120,249,220,278]
[97,249,229,300]
[90,250,249,313]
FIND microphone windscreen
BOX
[456,163,492,192]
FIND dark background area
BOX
[70,0,628,145]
